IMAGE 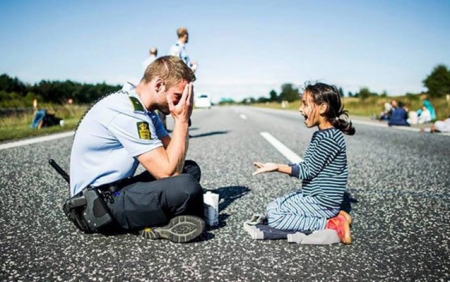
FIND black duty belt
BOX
[94,178,131,197]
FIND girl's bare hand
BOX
[252,162,278,176]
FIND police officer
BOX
[70,56,204,243]
[169,27,198,72]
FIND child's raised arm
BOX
[252,162,292,176]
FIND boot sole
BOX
[140,215,205,243]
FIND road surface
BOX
[1,106,449,281]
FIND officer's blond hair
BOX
[142,56,196,88]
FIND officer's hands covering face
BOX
[167,82,194,124]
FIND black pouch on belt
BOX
[63,187,113,233]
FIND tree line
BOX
[1,64,449,108]
[0,74,121,108]
[236,64,450,104]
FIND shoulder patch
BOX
[129,96,145,113]
[136,121,151,140]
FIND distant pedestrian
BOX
[251,82,355,244]
[122,47,158,92]
[168,27,196,131]
[138,47,167,129]
[169,27,198,72]
[142,47,158,73]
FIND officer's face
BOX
[160,80,189,114]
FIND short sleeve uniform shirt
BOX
[69,90,168,196]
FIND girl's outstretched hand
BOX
[252,162,278,176]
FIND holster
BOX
[63,187,113,233]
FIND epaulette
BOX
[129,96,145,114]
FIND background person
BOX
[420,115,450,133]
[70,56,204,243]
[142,47,158,73]
[422,96,436,121]
[30,108,64,129]
[169,27,198,72]
[251,82,355,244]
[388,101,410,126]
[168,26,196,131]
[408,105,432,125]
[140,47,167,130]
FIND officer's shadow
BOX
[197,185,250,241]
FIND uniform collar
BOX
[128,91,148,114]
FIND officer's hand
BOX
[168,82,193,124]
[252,162,278,176]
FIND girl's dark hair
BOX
[304,82,355,135]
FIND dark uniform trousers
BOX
[107,160,203,230]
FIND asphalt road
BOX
[1,106,449,281]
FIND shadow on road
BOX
[215,185,250,211]
[341,191,358,214]
[202,186,250,230]
[190,130,229,138]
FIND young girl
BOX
[253,82,355,244]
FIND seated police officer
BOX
[69,56,204,243]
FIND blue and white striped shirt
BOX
[290,128,348,208]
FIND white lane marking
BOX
[260,132,303,163]
[240,114,247,120]
[0,131,74,150]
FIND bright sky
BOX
[1,0,449,102]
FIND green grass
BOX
[0,105,87,142]
[1,96,449,143]
[252,96,450,120]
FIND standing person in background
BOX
[140,47,167,130]
[122,47,159,92]
[169,27,197,131]
[169,27,198,72]
[142,47,158,73]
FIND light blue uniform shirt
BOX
[69,90,168,196]
[169,41,196,71]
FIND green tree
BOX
[257,96,269,103]
[269,90,278,102]
[279,83,299,102]
[338,87,345,97]
[0,74,27,95]
[423,64,450,98]
[358,87,372,100]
